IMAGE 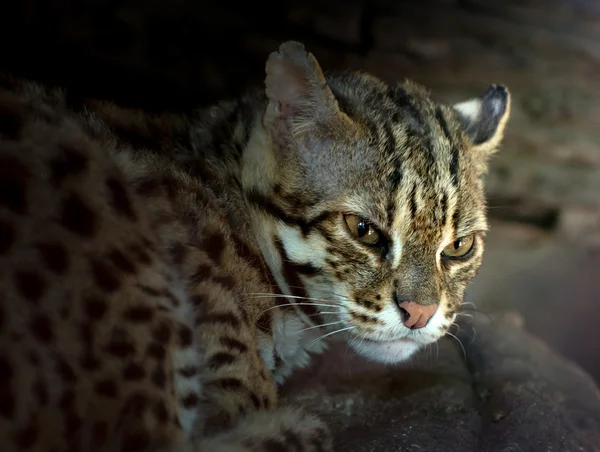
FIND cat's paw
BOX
[200,406,333,452]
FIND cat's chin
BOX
[348,337,421,364]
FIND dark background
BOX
[1,0,599,381]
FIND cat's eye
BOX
[344,214,381,246]
[441,235,475,260]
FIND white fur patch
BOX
[453,98,482,123]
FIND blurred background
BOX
[0,0,598,381]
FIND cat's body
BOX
[0,42,510,451]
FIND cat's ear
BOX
[264,41,342,138]
[452,84,511,155]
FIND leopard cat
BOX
[0,41,510,451]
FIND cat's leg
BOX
[189,407,331,452]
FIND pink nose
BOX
[398,301,437,329]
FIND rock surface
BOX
[281,312,600,451]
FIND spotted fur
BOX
[0,41,510,451]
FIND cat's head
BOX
[252,41,510,363]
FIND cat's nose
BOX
[397,301,437,329]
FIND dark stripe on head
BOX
[440,192,448,226]
[386,154,403,227]
[409,183,418,219]
[274,239,321,323]
[386,85,423,135]
[436,107,460,186]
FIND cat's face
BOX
[262,42,510,363]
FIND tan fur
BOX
[0,41,510,451]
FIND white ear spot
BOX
[452,99,481,123]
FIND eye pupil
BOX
[453,239,462,250]
[357,221,369,237]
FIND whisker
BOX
[446,332,467,362]
[296,320,345,334]
[458,306,493,323]
[280,311,339,327]
[255,303,340,319]
[244,293,340,306]
[307,326,355,350]
[255,285,356,302]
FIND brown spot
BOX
[250,392,261,409]
[50,146,88,187]
[95,379,119,398]
[80,352,102,371]
[180,393,199,409]
[37,242,69,274]
[351,311,380,324]
[123,362,146,381]
[56,358,77,383]
[129,244,151,264]
[84,296,108,319]
[357,299,383,313]
[80,323,93,346]
[108,249,136,273]
[146,343,166,361]
[63,412,83,439]
[61,194,97,237]
[179,325,193,347]
[31,314,54,342]
[137,284,161,296]
[169,242,187,266]
[91,259,120,292]
[14,270,46,303]
[178,366,198,378]
[190,294,207,306]
[123,305,155,323]
[213,378,243,390]
[220,337,248,353]
[59,389,74,411]
[212,274,236,290]
[106,177,137,221]
[0,156,29,215]
[151,367,167,388]
[196,313,240,329]
[154,400,169,423]
[28,351,40,366]
[123,392,149,417]
[105,329,136,358]
[207,352,236,369]
[14,419,39,449]
[92,422,108,447]
[0,220,15,255]
[152,322,172,344]
[189,263,212,284]
[200,232,226,263]
[33,379,49,407]
[0,356,15,419]
[262,395,271,409]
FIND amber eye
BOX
[344,214,381,246]
[442,235,475,260]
